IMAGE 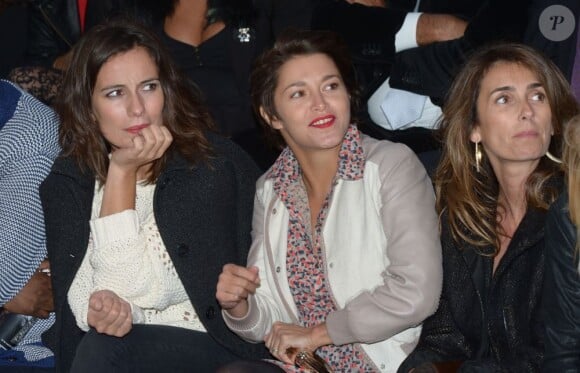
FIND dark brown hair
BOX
[56,18,214,184]
[435,42,579,252]
[250,28,359,149]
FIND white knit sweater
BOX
[67,181,206,332]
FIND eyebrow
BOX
[489,82,543,95]
[281,74,340,93]
[99,78,160,92]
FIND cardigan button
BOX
[272,208,277,215]
[177,243,189,257]
[275,266,281,273]
[205,306,216,319]
[158,178,170,190]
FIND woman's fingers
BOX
[216,264,260,309]
[88,290,133,337]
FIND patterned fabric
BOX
[8,66,63,106]
[267,125,375,372]
[0,80,59,364]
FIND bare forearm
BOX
[100,165,136,217]
[416,13,467,46]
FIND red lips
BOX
[309,115,335,128]
[125,124,149,134]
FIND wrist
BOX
[226,299,249,319]
[311,323,332,349]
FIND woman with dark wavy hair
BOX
[399,43,579,372]
[40,19,270,372]
[217,29,442,372]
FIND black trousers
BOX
[71,325,244,373]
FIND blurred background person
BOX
[542,115,580,371]
[151,0,279,170]
[7,0,154,105]
[0,79,59,371]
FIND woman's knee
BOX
[71,329,128,373]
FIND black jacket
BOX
[25,0,154,67]
[40,135,269,372]
[542,192,580,372]
[399,208,547,372]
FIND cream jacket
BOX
[225,134,442,372]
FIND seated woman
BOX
[543,115,580,371]
[216,29,443,372]
[40,19,269,372]
[398,43,580,372]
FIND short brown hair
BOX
[250,29,359,149]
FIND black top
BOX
[399,207,549,372]
[40,134,270,372]
[159,26,253,137]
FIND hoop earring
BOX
[475,142,482,173]
[545,151,562,164]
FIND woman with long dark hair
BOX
[399,43,579,372]
[40,19,269,372]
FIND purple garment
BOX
[571,24,580,102]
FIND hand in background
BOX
[87,290,132,337]
[216,264,260,318]
[52,50,73,71]
[345,0,386,7]
[3,259,53,318]
[417,14,468,46]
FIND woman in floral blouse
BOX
[216,29,442,373]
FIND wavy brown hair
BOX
[435,43,579,252]
[55,18,213,185]
[250,29,360,149]
[562,115,580,252]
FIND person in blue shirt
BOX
[0,79,60,370]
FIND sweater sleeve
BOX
[326,142,442,345]
[88,209,186,310]
[66,232,145,331]
[0,87,60,306]
[67,206,191,330]
[0,155,55,305]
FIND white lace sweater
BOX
[67,181,206,333]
